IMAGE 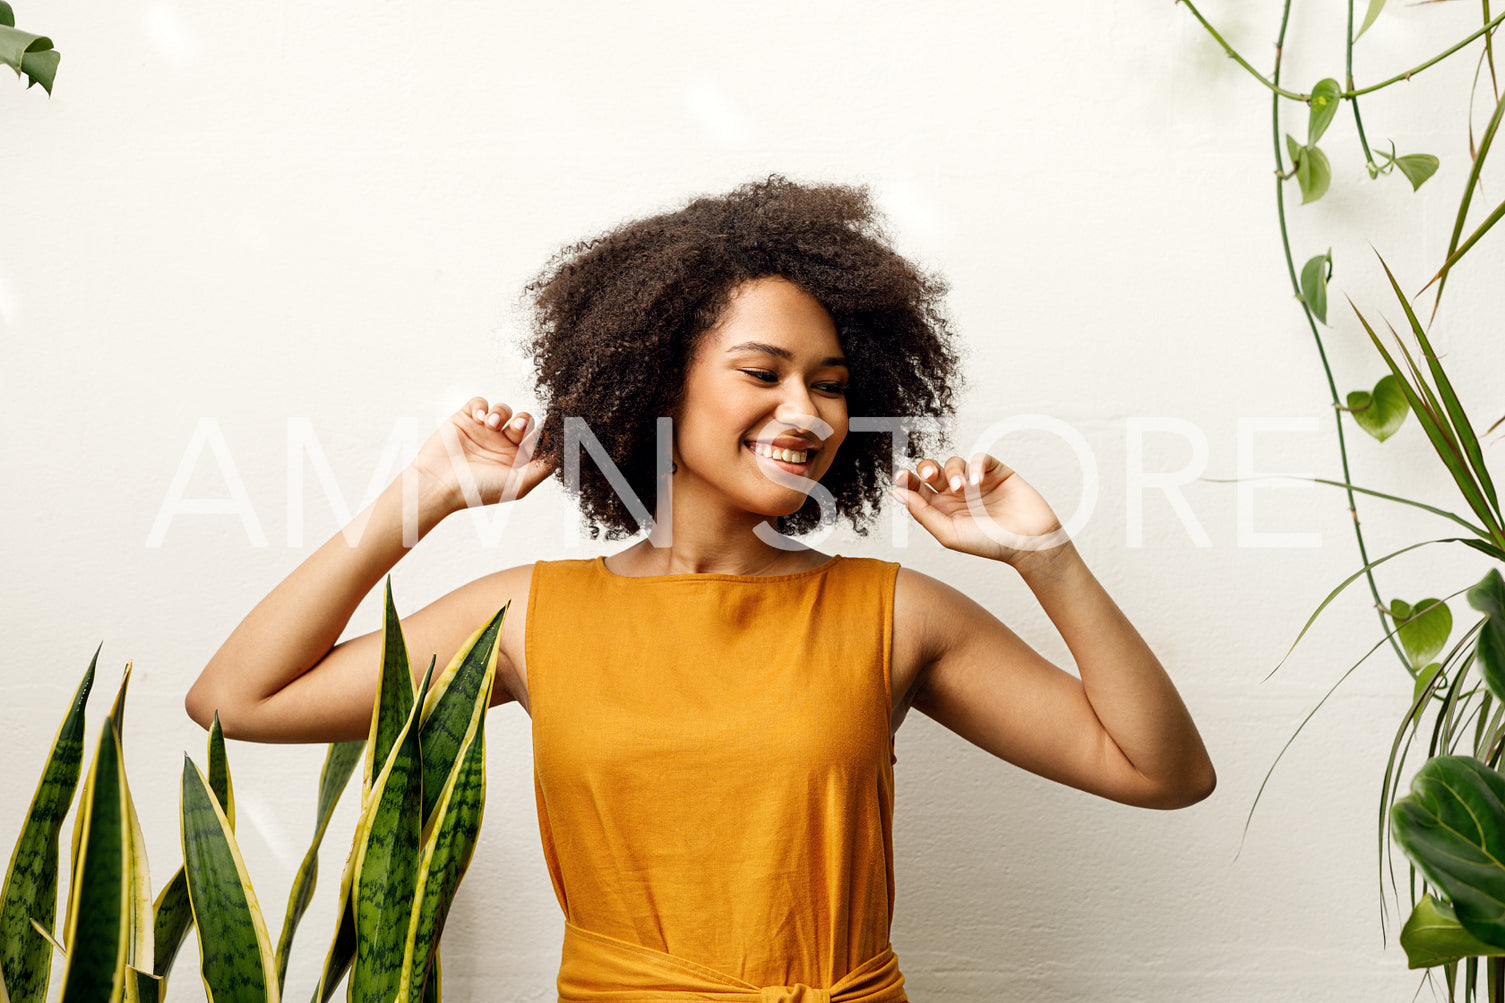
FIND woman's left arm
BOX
[891,452,1216,810]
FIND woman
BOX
[186,175,1215,1002]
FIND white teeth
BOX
[750,442,809,463]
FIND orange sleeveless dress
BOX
[526,554,909,1003]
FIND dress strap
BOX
[557,921,908,1003]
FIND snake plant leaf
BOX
[1401,894,1505,968]
[308,869,354,1003]
[1396,154,1439,191]
[1298,250,1332,324]
[1308,79,1342,145]
[402,645,496,999]
[1296,142,1332,204]
[150,712,237,1001]
[58,717,130,1003]
[0,647,95,1003]
[418,605,507,823]
[365,579,415,798]
[273,740,363,993]
[350,663,432,1003]
[1356,0,1387,39]
[1468,569,1505,703]
[108,665,155,990]
[180,757,279,1003]
[1347,374,1409,440]
[1393,598,1453,671]
[1392,755,1505,949]
[422,954,439,1003]
[400,714,488,1001]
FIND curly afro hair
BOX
[519,174,964,540]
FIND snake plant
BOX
[1,577,505,1003]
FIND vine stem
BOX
[1267,8,1411,675]
[1180,0,1505,101]
[1347,0,1377,173]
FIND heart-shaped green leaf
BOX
[1468,569,1505,702]
[1299,250,1332,324]
[1392,756,1505,950]
[1396,153,1440,191]
[1348,374,1409,440]
[1296,143,1332,204]
[1308,79,1343,145]
[1393,597,1452,671]
[1400,893,1505,968]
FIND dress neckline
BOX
[593,553,843,583]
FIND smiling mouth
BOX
[745,441,817,470]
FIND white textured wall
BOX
[4,0,1504,999]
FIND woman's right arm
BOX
[184,396,554,744]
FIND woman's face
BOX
[671,275,850,519]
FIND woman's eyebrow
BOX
[724,341,848,368]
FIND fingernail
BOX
[511,416,527,430]
[474,409,485,421]
[486,413,501,428]
[949,475,962,491]
[888,487,904,504]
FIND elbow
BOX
[1160,758,1217,810]
[184,680,214,732]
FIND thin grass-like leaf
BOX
[273,740,362,993]
[0,648,95,1003]
[1351,298,1505,547]
[1378,254,1501,517]
[1269,537,1469,678]
[58,717,129,1003]
[1428,90,1505,314]
[180,758,279,1003]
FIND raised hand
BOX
[409,396,556,513]
[890,452,1068,566]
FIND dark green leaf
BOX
[0,649,94,1003]
[351,670,426,1003]
[179,758,276,1003]
[208,713,235,829]
[58,718,128,1003]
[419,606,507,823]
[1299,250,1332,324]
[1397,154,1440,191]
[1470,569,1505,703]
[0,23,56,94]
[1401,894,1505,968]
[1308,79,1342,145]
[365,579,415,797]
[0,5,13,28]
[275,740,363,993]
[1392,755,1505,950]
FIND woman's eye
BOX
[742,370,778,383]
[818,383,848,395]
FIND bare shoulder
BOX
[890,566,982,727]
[425,562,536,713]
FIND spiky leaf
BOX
[365,580,415,797]
[0,649,94,1003]
[418,605,507,822]
[273,740,362,993]
[57,718,129,1003]
[180,758,279,1003]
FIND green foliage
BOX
[1344,374,1408,441]
[0,2,58,94]
[1298,250,1331,324]
[2,589,503,1003]
[1286,134,1332,204]
[1400,894,1505,969]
